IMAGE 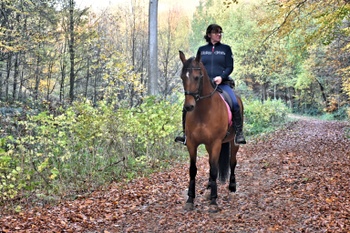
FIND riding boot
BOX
[233,109,246,144]
[175,110,187,145]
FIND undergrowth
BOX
[0,96,293,212]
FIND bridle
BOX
[183,67,218,101]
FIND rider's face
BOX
[209,30,223,44]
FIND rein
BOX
[184,67,218,101]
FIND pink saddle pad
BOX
[219,94,232,127]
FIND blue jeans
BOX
[219,84,239,111]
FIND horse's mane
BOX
[182,57,196,71]
[182,56,216,88]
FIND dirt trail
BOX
[1,118,350,233]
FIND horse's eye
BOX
[194,76,200,81]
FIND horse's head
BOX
[179,51,204,112]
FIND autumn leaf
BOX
[1,118,349,232]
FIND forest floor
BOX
[1,117,350,233]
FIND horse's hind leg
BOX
[184,146,197,211]
[204,178,212,201]
[207,142,222,213]
[229,142,239,192]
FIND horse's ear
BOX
[195,51,201,63]
[179,51,186,64]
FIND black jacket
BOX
[197,42,234,82]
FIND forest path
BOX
[1,118,350,232]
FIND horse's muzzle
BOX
[184,104,195,112]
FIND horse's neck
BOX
[195,79,221,123]
[202,75,216,97]
[194,76,218,111]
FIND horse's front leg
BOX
[207,143,222,213]
[184,146,197,211]
[229,143,239,193]
[208,161,219,212]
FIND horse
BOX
[179,51,243,213]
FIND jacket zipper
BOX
[211,45,215,77]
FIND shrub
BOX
[0,96,183,203]
[244,99,290,135]
[0,136,23,201]
[332,105,349,120]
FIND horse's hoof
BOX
[208,204,219,213]
[228,192,235,201]
[204,190,211,201]
[184,202,194,211]
[228,183,236,192]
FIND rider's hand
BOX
[213,76,222,85]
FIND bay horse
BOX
[179,51,243,213]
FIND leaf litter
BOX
[1,118,349,232]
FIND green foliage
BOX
[0,136,23,201]
[342,68,350,101]
[0,96,183,203]
[315,105,350,121]
[118,96,179,157]
[262,0,350,117]
[332,105,349,120]
[295,72,313,91]
[244,99,290,135]
[1,92,293,204]
[295,105,323,116]
[2,0,349,208]
[318,113,335,121]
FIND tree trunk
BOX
[148,0,158,95]
[69,0,75,103]
[13,52,19,100]
[60,37,68,103]
[46,60,56,101]
[84,57,90,99]
[315,77,327,103]
[60,58,66,103]
[34,55,41,101]
[19,67,25,101]
[5,53,12,101]
[0,69,3,100]
[93,68,99,106]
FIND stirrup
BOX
[175,135,186,145]
[235,133,246,145]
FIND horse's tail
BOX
[218,142,230,183]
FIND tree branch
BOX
[262,0,308,44]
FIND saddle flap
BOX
[218,94,233,127]
[219,90,233,110]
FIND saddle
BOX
[222,77,235,89]
[214,77,235,130]
[218,90,233,110]
[211,77,235,110]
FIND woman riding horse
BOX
[175,24,246,145]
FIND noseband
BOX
[184,67,218,101]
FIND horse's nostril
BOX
[184,105,194,112]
